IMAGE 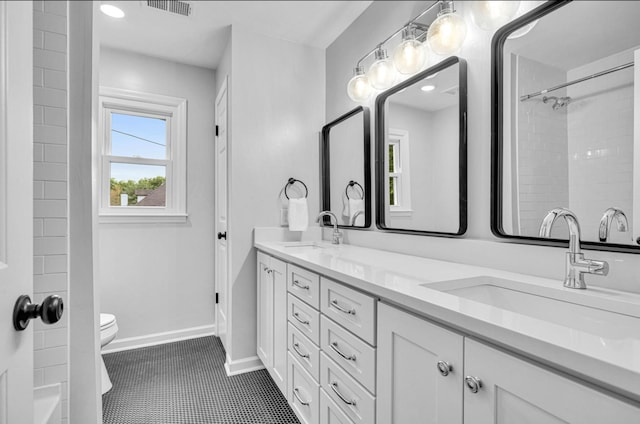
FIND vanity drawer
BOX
[288,353,320,424]
[320,316,376,394]
[289,322,320,382]
[320,353,375,424]
[288,293,321,345]
[320,388,356,424]
[320,278,376,345]
[288,264,320,309]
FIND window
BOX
[388,128,412,215]
[98,88,187,223]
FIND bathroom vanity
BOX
[255,230,640,424]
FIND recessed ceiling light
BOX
[426,73,439,80]
[100,4,125,19]
[421,85,436,92]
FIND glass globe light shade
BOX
[368,48,396,90]
[393,29,426,75]
[347,67,372,102]
[427,11,467,55]
[470,1,520,30]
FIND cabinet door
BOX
[464,339,640,424]
[271,257,287,394]
[377,303,463,424]
[257,252,273,369]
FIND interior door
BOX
[215,76,229,351]
[0,2,34,424]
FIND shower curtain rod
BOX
[519,61,634,101]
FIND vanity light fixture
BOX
[368,46,397,90]
[393,25,427,75]
[470,1,520,30]
[347,66,373,102]
[100,3,125,18]
[346,0,470,103]
[427,1,467,55]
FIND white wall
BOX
[98,48,216,343]
[224,23,325,364]
[32,1,69,422]
[326,1,640,294]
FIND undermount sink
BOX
[423,277,640,340]
[279,241,327,249]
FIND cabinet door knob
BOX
[217,231,227,240]
[465,376,482,393]
[437,360,452,377]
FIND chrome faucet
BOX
[317,211,342,244]
[598,207,628,242]
[539,208,608,289]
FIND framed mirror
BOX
[376,56,467,236]
[321,106,371,228]
[492,0,640,253]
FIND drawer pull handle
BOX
[465,376,482,394]
[330,341,356,362]
[331,299,356,315]
[292,279,310,290]
[292,342,310,359]
[292,312,310,325]
[330,381,356,406]
[437,360,452,377]
[293,387,310,406]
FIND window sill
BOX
[99,213,188,224]
[389,208,413,217]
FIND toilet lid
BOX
[100,313,116,329]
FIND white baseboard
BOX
[103,324,216,353]
[224,353,264,376]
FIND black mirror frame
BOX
[321,106,372,229]
[375,56,468,237]
[490,0,640,254]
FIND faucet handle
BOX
[587,259,609,276]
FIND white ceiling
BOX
[98,0,373,69]
[505,1,640,71]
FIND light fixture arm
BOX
[354,0,442,68]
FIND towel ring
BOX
[284,178,308,199]
[345,180,364,200]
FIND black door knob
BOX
[217,232,227,240]
[13,294,64,331]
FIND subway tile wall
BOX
[33,1,69,423]
[567,48,635,245]
[516,56,569,238]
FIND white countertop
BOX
[254,229,640,403]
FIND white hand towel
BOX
[349,199,365,226]
[288,198,309,231]
[342,193,350,218]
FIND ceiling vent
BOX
[442,85,459,96]
[145,0,193,17]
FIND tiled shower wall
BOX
[567,48,635,244]
[516,56,569,238]
[33,1,69,423]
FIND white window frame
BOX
[98,87,187,223]
[388,128,412,216]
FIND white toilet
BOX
[100,313,119,394]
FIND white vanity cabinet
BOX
[377,302,640,424]
[464,339,640,423]
[256,252,287,394]
[377,302,464,424]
